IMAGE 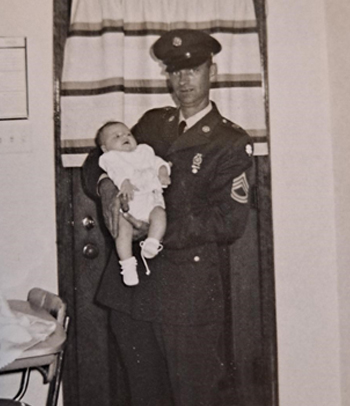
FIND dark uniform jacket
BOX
[83,102,253,325]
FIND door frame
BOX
[53,1,278,405]
[53,1,79,404]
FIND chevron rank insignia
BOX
[231,172,249,204]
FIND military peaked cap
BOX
[152,29,222,72]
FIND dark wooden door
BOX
[56,164,276,406]
[68,171,116,406]
[56,169,130,406]
[54,1,277,406]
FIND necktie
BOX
[178,120,186,136]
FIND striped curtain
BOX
[60,0,267,167]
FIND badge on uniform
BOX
[231,172,249,204]
[245,144,253,157]
[191,153,203,174]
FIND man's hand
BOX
[99,177,120,238]
[99,177,148,241]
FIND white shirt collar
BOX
[179,102,213,131]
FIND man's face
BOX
[101,123,137,153]
[168,61,216,115]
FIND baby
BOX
[96,121,171,286]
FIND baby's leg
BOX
[148,206,167,241]
[117,215,139,286]
[140,206,166,259]
[116,215,134,260]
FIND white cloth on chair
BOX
[0,290,56,369]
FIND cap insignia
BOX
[172,37,182,47]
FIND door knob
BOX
[83,243,99,259]
[82,216,95,230]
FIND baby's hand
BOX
[158,165,171,187]
[119,179,137,200]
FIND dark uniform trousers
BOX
[83,103,253,406]
[110,311,225,406]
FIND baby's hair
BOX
[95,120,124,148]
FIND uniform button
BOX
[193,256,200,262]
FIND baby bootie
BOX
[119,256,139,286]
[140,238,163,259]
[139,238,163,276]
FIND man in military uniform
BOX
[83,29,253,406]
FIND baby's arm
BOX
[158,165,171,187]
[153,155,171,187]
[137,144,171,187]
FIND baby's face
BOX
[101,123,137,152]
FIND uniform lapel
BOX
[166,103,222,156]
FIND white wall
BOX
[0,1,58,405]
[268,0,350,405]
[324,1,350,405]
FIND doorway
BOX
[54,1,277,405]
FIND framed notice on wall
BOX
[0,37,28,120]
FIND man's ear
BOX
[209,63,217,81]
